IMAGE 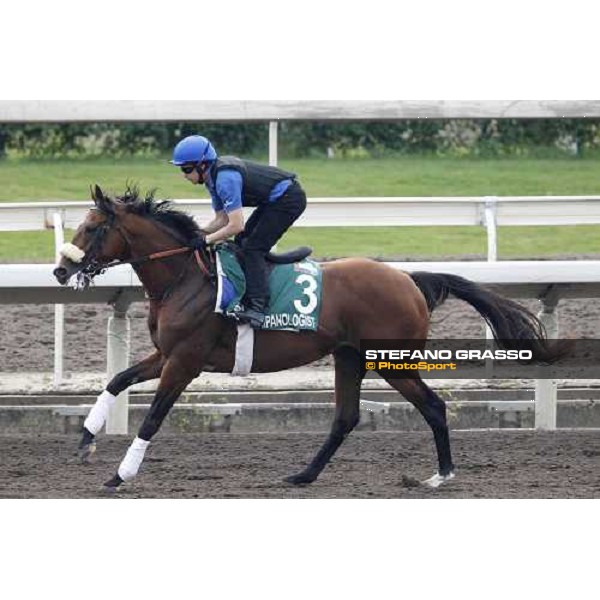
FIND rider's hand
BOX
[191,235,208,251]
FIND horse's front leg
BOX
[103,355,200,490]
[78,351,165,462]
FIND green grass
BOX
[2,155,600,261]
[4,224,599,263]
[0,230,61,262]
[2,155,600,201]
[0,156,209,202]
[279,225,600,259]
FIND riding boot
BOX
[237,295,268,329]
[237,250,269,329]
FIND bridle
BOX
[74,211,215,297]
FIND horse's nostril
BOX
[53,267,68,283]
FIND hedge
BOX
[1,118,599,159]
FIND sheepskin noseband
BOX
[59,242,86,263]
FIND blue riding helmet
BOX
[171,135,218,165]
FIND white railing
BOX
[3,195,600,261]
[2,100,600,121]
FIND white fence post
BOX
[483,197,498,262]
[269,120,279,252]
[269,120,278,166]
[483,197,498,377]
[535,288,560,430]
[105,295,131,434]
[53,212,64,386]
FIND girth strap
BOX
[193,249,212,278]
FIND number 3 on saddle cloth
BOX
[214,244,323,331]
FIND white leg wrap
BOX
[118,437,150,481]
[83,390,117,435]
[422,472,455,488]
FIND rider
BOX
[171,134,307,328]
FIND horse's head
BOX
[53,184,130,287]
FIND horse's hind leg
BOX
[384,375,455,487]
[78,351,165,462]
[286,345,365,485]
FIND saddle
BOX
[223,242,313,268]
[213,243,322,332]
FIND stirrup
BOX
[236,306,266,328]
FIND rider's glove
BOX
[191,235,208,251]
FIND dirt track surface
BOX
[1,430,600,498]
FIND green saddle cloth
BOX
[214,245,322,331]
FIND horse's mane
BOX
[116,185,204,242]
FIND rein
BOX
[81,245,215,301]
[98,245,212,276]
[131,246,213,278]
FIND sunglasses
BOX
[180,165,197,174]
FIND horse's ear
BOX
[91,184,114,214]
[91,184,103,203]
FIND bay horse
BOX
[53,185,562,491]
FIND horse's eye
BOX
[85,226,97,234]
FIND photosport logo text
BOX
[360,339,600,380]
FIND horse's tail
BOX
[409,271,568,363]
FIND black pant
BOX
[235,182,307,303]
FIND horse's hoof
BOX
[284,472,316,486]
[103,474,124,489]
[78,443,96,464]
[422,471,455,488]
[401,475,422,488]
